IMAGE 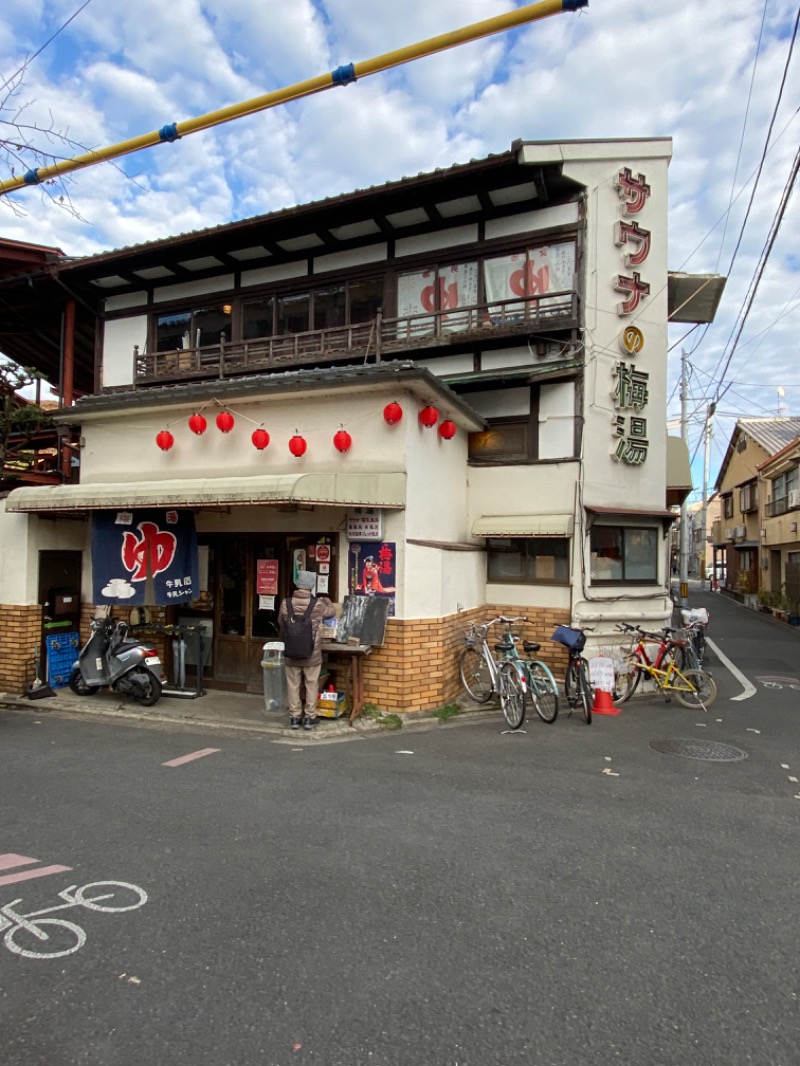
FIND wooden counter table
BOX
[322,642,373,724]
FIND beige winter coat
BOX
[278,588,337,666]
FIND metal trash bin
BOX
[261,641,287,712]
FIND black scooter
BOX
[68,616,166,706]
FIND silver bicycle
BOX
[459,617,526,729]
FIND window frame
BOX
[590,524,660,585]
[486,536,571,586]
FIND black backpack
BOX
[283,596,317,660]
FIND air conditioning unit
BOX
[788,489,799,509]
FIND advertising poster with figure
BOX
[349,541,396,616]
[92,510,198,605]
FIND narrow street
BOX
[1,591,798,1066]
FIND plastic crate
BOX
[45,632,80,688]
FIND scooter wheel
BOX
[68,667,98,696]
[133,670,162,707]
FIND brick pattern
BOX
[355,604,572,714]
[0,604,44,694]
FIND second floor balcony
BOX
[133,290,579,386]
[765,490,800,518]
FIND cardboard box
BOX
[316,691,350,718]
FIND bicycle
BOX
[0,880,148,960]
[678,606,709,668]
[613,623,717,708]
[459,618,526,729]
[551,625,592,724]
[491,616,559,724]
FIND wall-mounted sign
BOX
[347,508,382,541]
[257,559,278,596]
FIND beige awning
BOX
[472,514,574,537]
[4,472,407,513]
[666,435,693,507]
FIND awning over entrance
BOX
[666,435,693,507]
[472,514,574,537]
[4,472,407,513]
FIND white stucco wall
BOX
[0,503,87,604]
[102,316,148,388]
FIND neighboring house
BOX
[712,417,800,597]
[758,435,800,607]
[1,138,702,705]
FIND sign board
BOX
[347,509,382,541]
[257,559,278,596]
[588,656,615,694]
[335,594,389,646]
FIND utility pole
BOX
[697,403,715,588]
[679,349,690,607]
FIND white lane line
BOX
[706,637,757,702]
[162,747,220,767]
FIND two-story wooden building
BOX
[2,138,691,708]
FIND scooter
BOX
[68,616,166,706]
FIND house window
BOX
[156,306,232,351]
[397,262,479,335]
[739,482,757,513]
[486,538,570,584]
[771,466,799,507]
[590,526,658,583]
[241,277,382,340]
[723,495,734,519]
[467,381,576,463]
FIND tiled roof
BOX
[738,417,800,456]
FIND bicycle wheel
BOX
[564,658,577,706]
[498,661,526,729]
[71,881,148,913]
[459,646,493,703]
[614,660,640,703]
[674,668,718,709]
[529,662,559,723]
[576,658,592,724]
[4,919,86,959]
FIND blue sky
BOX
[1,0,798,495]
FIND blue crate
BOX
[45,632,80,687]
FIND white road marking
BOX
[706,638,757,701]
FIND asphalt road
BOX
[1,591,798,1066]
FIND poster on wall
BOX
[348,541,396,616]
[92,510,199,606]
[257,559,278,596]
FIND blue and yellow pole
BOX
[0,0,587,196]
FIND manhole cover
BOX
[649,738,748,762]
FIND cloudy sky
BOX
[1,0,798,493]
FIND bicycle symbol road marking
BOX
[756,676,800,691]
[0,881,148,960]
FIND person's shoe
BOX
[290,717,301,730]
[303,717,317,731]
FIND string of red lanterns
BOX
[156,400,457,451]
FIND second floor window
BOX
[156,306,232,351]
[242,277,383,340]
[739,482,757,513]
[723,495,734,519]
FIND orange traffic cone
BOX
[592,687,621,716]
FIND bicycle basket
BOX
[551,625,585,652]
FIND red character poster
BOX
[256,559,278,596]
[348,541,396,616]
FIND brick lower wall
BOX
[0,604,44,695]
[356,603,572,714]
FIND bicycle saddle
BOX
[494,641,514,652]
[522,640,540,653]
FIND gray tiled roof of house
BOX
[738,417,800,456]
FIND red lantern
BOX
[419,405,439,428]
[333,428,352,453]
[289,433,307,458]
[383,401,403,425]
[216,410,235,433]
[251,427,270,450]
[188,412,207,435]
[438,420,457,440]
[156,429,174,451]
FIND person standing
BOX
[278,570,337,731]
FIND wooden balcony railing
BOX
[133,290,578,385]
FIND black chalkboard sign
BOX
[336,594,389,646]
